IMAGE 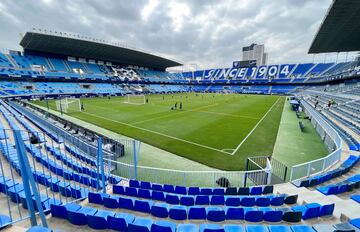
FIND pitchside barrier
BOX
[107,158,271,187]
[289,99,342,181]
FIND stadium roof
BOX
[308,0,360,54]
[20,31,182,70]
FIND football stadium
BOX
[0,0,359,231]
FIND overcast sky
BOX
[1,0,356,70]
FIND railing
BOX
[289,99,342,181]
[108,157,271,187]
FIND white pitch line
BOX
[230,97,282,156]
[80,111,232,155]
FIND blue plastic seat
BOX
[151,220,176,232]
[129,179,140,188]
[351,194,360,204]
[128,217,152,232]
[270,195,284,206]
[244,207,263,222]
[88,192,109,204]
[169,205,187,220]
[58,181,71,197]
[262,208,283,222]
[241,197,255,207]
[67,206,97,225]
[134,199,152,213]
[206,207,225,222]
[51,203,81,219]
[140,181,151,189]
[250,186,263,195]
[71,186,88,199]
[107,213,135,231]
[177,224,198,232]
[138,189,151,199]
[196,195,210,205]
[151,183,163,191]
[290,225,316,232]
[319,203,334,217]
[151,203,169,218]
[200,188,213,195]
[0,214,11,228]
[113,185,125,194]
[200,224,224,232]
[210,195,225,205]
[225,207,244,220]
[225,197,241,206]
[152,191,165,201]
[166,194,180,204]
[246,225,268,232]
[189,206,206,220]
[188,187,200,195]
[0,180,18,193]
[119,196,134,210]
[103,195,120,208]
[292,203,320,220]
[26,226,51,232]
[41,198,61,212]
[213,188,225,195]
[180,196,194,206]
[175,186,187,195]
[350,218,360,229]
[268,225,292,232]
[7,184,24,203]
[125,187,138,197]
[224,225,244,232]
[256,196,270,207]
[87,210,115,230]
[163,184,175,193]
[317,185,338,195]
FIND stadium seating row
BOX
[1,51,359,83]
[317,174,360,195]
[50,202,352,231]
[88,191,333,222]
[112,185,294,207]
[292,154,359,187]
[129,179,273,195]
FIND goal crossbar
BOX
[55,98,81,113]
[124,94,146,105]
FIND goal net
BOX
[124,94,146,105]
[55,98,81,113]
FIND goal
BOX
[124,94,146,105]
[55,98,81,113]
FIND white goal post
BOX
[55,98,81,113]
[124,94,146,105]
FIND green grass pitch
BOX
[35,93,285,171]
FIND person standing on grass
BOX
[146,98,149,103]
[175,102,178,109]
[180,102,183,110]
[81,103,84,111]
